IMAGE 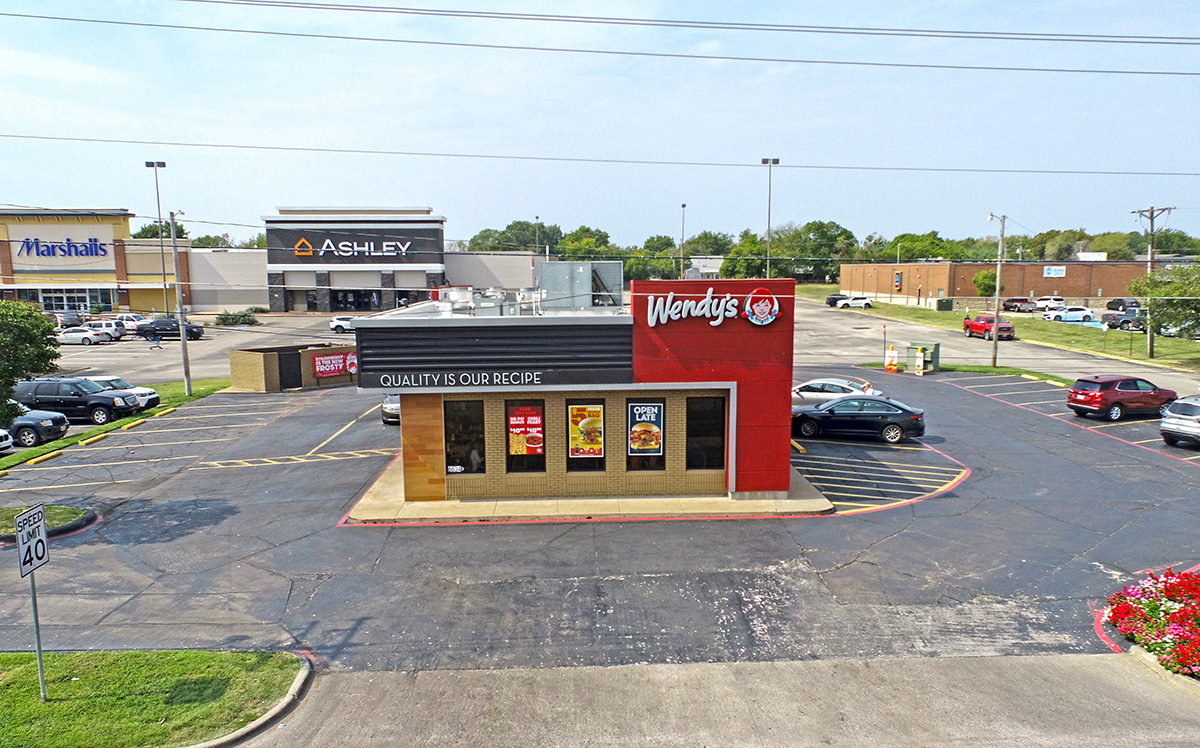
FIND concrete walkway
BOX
[248,652,1200,748]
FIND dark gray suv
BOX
[3,399,70,448]
[12,377,141,425]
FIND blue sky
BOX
[3,1,1200,247]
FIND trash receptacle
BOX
[935,298,954,312]
[906,342,941,372]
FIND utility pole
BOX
[1132,206,1174,359]
[680,203,686,279]
[170,212,192,396]
[762,158,778,278]
[988,213,1006,368]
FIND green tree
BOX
[0,301,59,425]
[642,235,676,254]
[1088,232,1138,261]
[132,221,188,239]
[719,230,764,278]
[1128,265,1200,338]
[561,226,610,248]
[684,230,734,256]
[193,233,233,248]
[972,269,1004,297]
[1044,229,1091,261]
[889,231,962,261]
[768,220,858,281]
[236,232,267,249]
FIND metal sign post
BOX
[15,505,49,702]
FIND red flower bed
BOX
[1107,568,1200,676]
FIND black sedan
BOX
[792,395,925,444]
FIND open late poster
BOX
[507,404,544,455]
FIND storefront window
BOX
[506,399,546,473]
[444,401,485,475]
[332,290,381,312]
[686,397,726,470]
[566,400,605,472]
[626,399,665,471]
[16,289,40,305]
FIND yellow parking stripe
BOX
[161,410,287,420]
[821,488,928,499]
[1088,419,1158,429]
[1134,438,1163,444]
[798,471,952,488]
[306,403,380,456]
[961,381,1044,388]
[941,374,1016,382]
[1181,454,1200,461]
[137,424,274,434]
[1019,399,1068,406]
[1046,381,1068,387]
[794,439,927,450]
[795,453,962,473]
[10,455,200,472]
[0,479,133,493]
[988,389,1067,396]
[190,448,396,470]
[72,437,234,451]
[829,500,887,508]
[171,401,292,409]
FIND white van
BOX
[1034,296,1066,311]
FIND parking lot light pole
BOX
[170,211,192,396]
[988,213,1006,368]
[145,161,168,313]
[680,203,686,279]
[762,158,778,278]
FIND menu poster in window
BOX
[507,404,544,455]
[627,402,664,456]
[568,405,604,458]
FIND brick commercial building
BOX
[839,261,1173,306]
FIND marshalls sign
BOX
[15,505,48,577]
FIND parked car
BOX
[136,318,204,340]
[84,376,160,410]
[0,427,11,452]
[1067,375,1177,421]
[381,394,402,424]
[963,314,1015,340]
[792,394,925,444]
[836,296,873,309]
[85,319,127,341]
[57,326,107,345]
[1106,298,1141,312]
[1043,306,1095,322]
[824,294,849,307]
[330,315,358,334]
[1002,297,1037,313]
[12,377,141,425]
[791,378,877,408]
[1102,308,1148,332]
[3,399,70,448]
[114,313,154,332]
[1160,396,1200,448]
[1034,296,1066,311]
[54,311,87,327]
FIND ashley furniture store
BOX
[266,207,447,313]
[355,279,797,504]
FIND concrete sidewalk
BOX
[248,652,1200,747]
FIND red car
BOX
[962,314,1015,341]
[1068,375,1177,421]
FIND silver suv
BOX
[1161,396,1200,448]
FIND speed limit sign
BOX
[15,505,48,578]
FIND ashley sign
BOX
[645,287,779,328]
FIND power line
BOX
[4,11,1200,77]
[167,0,1200,47]
[4,132,1200,177]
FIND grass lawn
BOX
[795,283,840,300]
[815,300,1200,372]
[0,378,231,472]
[860,361,1073,385]
[0,650,300,748]
[0,506,85,535]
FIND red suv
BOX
[1068,375,1177,421]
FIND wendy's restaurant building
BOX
[345,279,833,523]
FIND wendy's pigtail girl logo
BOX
[741,287,779,326]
